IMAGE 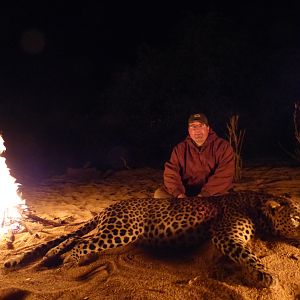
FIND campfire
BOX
[0,135,26,239]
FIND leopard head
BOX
[262,197,300,240]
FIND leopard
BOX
[3,190,300,288]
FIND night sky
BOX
[1,2,300,178]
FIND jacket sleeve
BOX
[201,141,235,196]
[163,146,185,197]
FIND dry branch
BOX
[294,101,300,145]
[22,211,65,227]
[227,115,246,182]
[279,102,300,162]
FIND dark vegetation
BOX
[1,9,300,179]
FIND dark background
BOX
[1,2,300,179]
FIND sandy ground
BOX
[0,166,300,300]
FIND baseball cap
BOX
[188,113,209,126]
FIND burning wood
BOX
[5,229,15,249]
[0,135,27,240]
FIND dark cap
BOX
[188,113,208,126]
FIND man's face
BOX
[188,121,210,146]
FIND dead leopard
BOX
[4,191,300,288]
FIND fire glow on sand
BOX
[0,135,26,238]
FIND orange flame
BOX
[0,135,26,237]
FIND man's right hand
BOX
[177,194,186,198]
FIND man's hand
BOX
[177,194,186,198]
[198,193,210,197]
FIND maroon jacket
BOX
[164,130,235,197]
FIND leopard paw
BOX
[253,270,274,288]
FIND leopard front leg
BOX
[211,216,273,288]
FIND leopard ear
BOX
[265,200,282,215]
[265,200,281,209]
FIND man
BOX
[154,113,235,198]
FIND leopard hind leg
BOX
[38,237,81,267]
[63,226,143,266]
